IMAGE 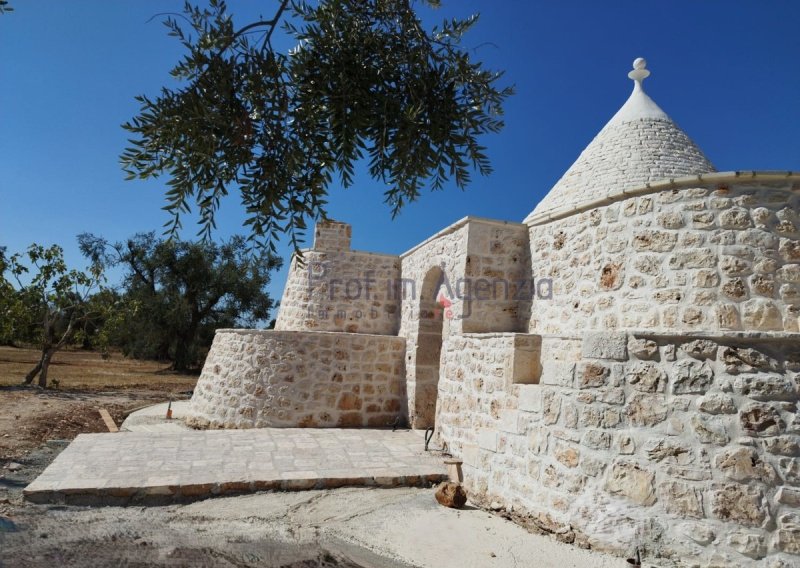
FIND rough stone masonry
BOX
[186,59,800,566]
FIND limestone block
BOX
[714,447,778,483]
[762,436,800,456]
[658,481,704,519]
[774,513,800,555]
[478,429,499,452]
[553,442,580,468]
[775,487,800,507]
[679,340,717,360]
[632,230,678,252]
[778,458,800,486]
[517,386,543,413]
[604,461,656,506]
[540,361,575,388]
[627,393,668,427]
[577,362,609,389]
[628,337,658,360]
[644,439,694,465]
[691,415,730,445]
[719,207,754,229]
[710,484,768,527]
[741,299,784,331]
[626,361,668,393]
[678,521,715,545]
[671,360,714,394]
[777,264,800,283]
[580,429,611,450]
[727,532,767,560]
[697,393,737,415]
[733,375,797,401]
[740,403,785,437]
[581,331,628,361]
[720,346,780,374]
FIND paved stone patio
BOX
[24,428,447,505]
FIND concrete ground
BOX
[3,485,630,568]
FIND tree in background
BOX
[3,244,109,387]
[79,233,281,371]
[121,0,512,249]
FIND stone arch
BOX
[412,266,445,429]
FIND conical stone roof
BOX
[524,58,715,223]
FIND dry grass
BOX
[0,346,198,391]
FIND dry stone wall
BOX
[527,180,800,335]
[275,249,401,335]
[187,329,406,429]
[437,329,800,566]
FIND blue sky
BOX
[1,1,798,302]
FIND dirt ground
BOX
[0,346,198,460]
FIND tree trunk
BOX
[24,359,42,385]
[38,349,54,388]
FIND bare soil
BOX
[0,346,197,460]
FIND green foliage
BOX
[3,243,111,387]
[121,0,512,249]
[79,232,281,371]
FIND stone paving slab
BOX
[24,428,447,505]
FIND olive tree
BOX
[5,244,108,387]
[121,0,512,249]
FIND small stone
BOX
[691,415,730,445]
[617,434,635,455]
[714,447,777,483]
[554,443,580,468]
[775,487,800,507]
[605,462,656,506]
[778,458,800,486]
[775,513,800,554]
[720,346,780,374]
[742,299,784,331]
[698,393,737,415]
[6,462,22,472]
[719,207,753,229]
[733,375,797,401]
[679,522,715,545]
[628,394,668,426]
[763,436,800,456]
[434,482,467,509]
[658,481,704,518]
[577,362,609,389]
[727,532,767,559]
[671,359,714,394]
[626,361,667,393]
[680,339,718,359]
[710,484,767,527]
[644,439,693,465]
[740,403,785,437]
[628,337,658,360]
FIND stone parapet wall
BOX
[187,329,406,429]
[528,180,800,334]
[437,330,800,565]
[275,249,401,335]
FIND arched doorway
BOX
[413,266,445,429]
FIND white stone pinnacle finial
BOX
[628,57,650,84]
